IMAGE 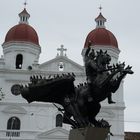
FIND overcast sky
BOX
[0,0,140,132]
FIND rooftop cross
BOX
[57,45,67,56]
[99,5,102,12]
[24,0,27,8]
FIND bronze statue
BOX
[15,49,133,129]
[84,48,115,104]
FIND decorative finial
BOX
[99,5,102,12]
[19,0,30,24]
[95,5,106,28]
[24,0,27,8]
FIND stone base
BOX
[69,127,109,140]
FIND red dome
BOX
[84,28,118,48]
[4,23,39,46]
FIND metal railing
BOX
[6,130,20,137]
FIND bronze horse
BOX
[18,49,133,128]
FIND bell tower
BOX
[81,8,125,140]
[2,5,41,70]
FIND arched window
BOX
[7,117,20,130]
[16,54,23,69]
[56,114,63,127]
[58,62,64,71]
[6,117,20,137]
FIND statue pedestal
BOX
[69,127,109,140]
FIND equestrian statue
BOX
[15,48,133,129]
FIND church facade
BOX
[0,7,125,140]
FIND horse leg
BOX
[69,101,88,127]
[63,100,87,128]
[63,111,78,128]
[88,102,101,126]
[107,93,116,104]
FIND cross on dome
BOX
[95,6,106,28]
[57,45,67,56]
[99,5,102,12]
[24,0,28,8]
[19,1,30,24]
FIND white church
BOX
[0,6,125,140]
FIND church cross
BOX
[24,0,27,8]
[57,45,67,56]
[99,5,102,12]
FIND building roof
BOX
[125,132,140,140]
[4,23,39,46]
[3,8,39,46]
[18,8,30,17]
[84,12,118,48]
[95,12,106,22]
[84,28,118,48]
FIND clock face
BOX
[11,84,21,96]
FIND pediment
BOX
[2,105,27,114]
[37,127,69,139]
[39,56,84,73]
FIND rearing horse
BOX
[64,49,133,127]
[18,49,133,128]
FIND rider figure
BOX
[84,47,98,102]
[84,46,115,104]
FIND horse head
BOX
[96,50,111,70]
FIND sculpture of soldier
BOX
[84,47,115,104]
